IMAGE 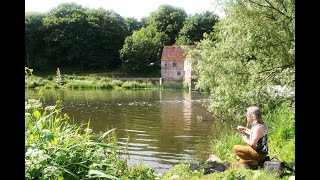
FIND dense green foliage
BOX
[190,0,295,120]
[43,3,127,70]
[26,3,129,72]
[124,17,144,35]
[147,4,188,45]
[25,12,47,69]
[120,26,169,74]
[176,11,220,45]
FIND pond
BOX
[25,89,226,173]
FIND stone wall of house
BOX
[161,60,185,81]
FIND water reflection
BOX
[25,89,216,173]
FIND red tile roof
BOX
[161,46,186,61]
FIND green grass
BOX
[25,73,186,90]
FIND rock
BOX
[189,161,227,175]
[206,154,221,162]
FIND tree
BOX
[42,3,90,69]
[190,0,295,120]
[120,26,169,75]
[25,12,48,70]
[84,8,128,69]
[41,3,128,71]
[124,17,144,35]
[176,11,220,45]
[148,4,187,45]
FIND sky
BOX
[25,0,225,19]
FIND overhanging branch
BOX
[258,63,295,74]
[248,0,293,20]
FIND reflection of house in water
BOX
[158,90,214,165]
[182,91,192,131]
[159,91,213,135]
[160,45,198,91]
[158,91,192,137]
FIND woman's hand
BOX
[237,126,246,132]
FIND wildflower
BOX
[43,166,61,178]
[84,128,93,133]
[95,147,106,157]
[25,99,42,110]
[55,67,62,85]
[44,106,55,111]
[25,148,49,164]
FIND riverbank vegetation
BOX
[186,0,294,121]
[25,67,187,90]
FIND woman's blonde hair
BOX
[247,106,264,124]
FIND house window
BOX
[173,63,177,67]
[177,72,181,76]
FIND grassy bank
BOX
[25,70,187,90]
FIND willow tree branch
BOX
[247,0,292,20]
[280,0,288,13]
[258,63,295,74]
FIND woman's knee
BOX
[233,145,241,153]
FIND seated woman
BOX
[233,106,269,169]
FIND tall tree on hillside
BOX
[42,3,128,71]
[140,16,149,27]
[25,12,48,70]
[124,17,144,35]
[85,8,128,69]
[148,4,187,45]
[120,26,169,75]
[42,3,90,69]
[176,11,220,45]
[190,0,295,120]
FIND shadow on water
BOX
[25,89,227,173]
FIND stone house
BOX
[160,45,197,90]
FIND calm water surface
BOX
[25,89,220,173]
